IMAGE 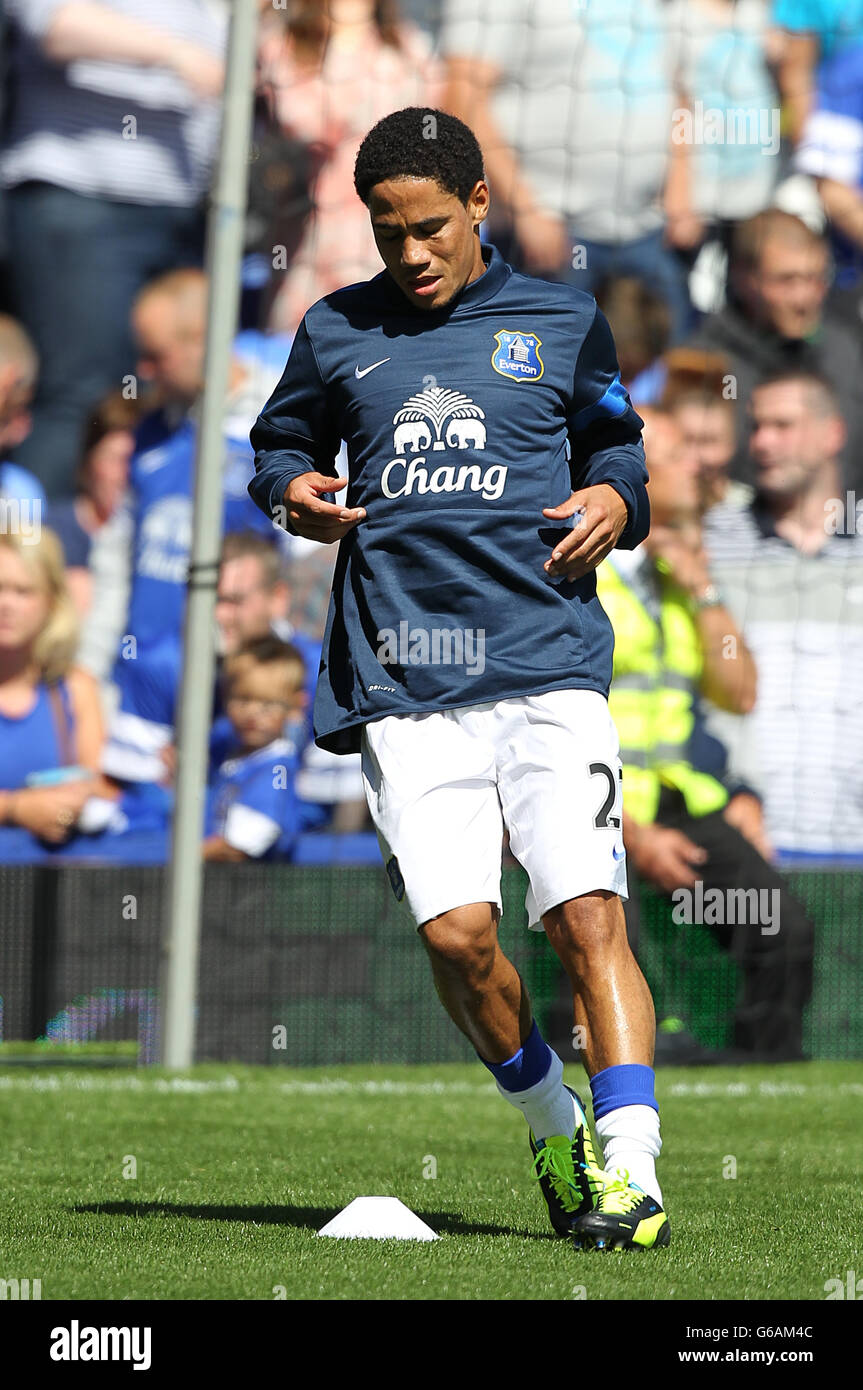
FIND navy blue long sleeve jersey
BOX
[249,243,649,754]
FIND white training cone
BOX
[317,1197,440,1241]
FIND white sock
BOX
[495,1048,576,1140]
[595,1104,663,1205]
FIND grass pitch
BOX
[0,1059,860,1301]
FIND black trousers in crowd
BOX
[622,788,815,1060]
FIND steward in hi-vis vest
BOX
[597,555,729,826]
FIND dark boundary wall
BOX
[0,865,861,1063]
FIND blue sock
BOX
[590,1063,658,1120]
[478,1019,552,1092]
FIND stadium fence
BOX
[1,864,860,1065]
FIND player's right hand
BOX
[281,474,366,544]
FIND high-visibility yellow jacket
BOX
[596,557,729,824]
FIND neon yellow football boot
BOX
[529,1086,606,1243]
[572,1166,670,1250]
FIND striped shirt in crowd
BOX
[703,500,863,854]
[1,0,227,206]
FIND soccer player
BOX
[249,108,667,1251]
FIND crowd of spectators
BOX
[0,0,861,886]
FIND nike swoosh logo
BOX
[613,845,626,861]
[355,357,391,379]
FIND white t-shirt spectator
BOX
[441,0,685,243]
[678,0,779,222]
[704,500,863,853]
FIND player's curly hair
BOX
[354,107,484,206]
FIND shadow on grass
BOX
[71,1202,555,1240]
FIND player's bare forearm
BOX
[542,483,629,579]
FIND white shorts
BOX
[360,689,628,930]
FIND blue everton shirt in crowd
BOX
[127,406,282,651]
[205,735,303,860]
[100,734,304,861]
[0,461,45,508]
[797,37,863,288]
[249,243,649,754]
[104,625,321,786]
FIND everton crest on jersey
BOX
[491,329,544,382]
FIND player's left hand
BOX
[542,484,629,580]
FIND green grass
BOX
[0,1060,860,1301]
[0,1040,137,1059]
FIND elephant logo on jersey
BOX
[383,386,504,499]
[491,330,544,382]
[393,386,486,453]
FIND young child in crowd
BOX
[202,635,306,862]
